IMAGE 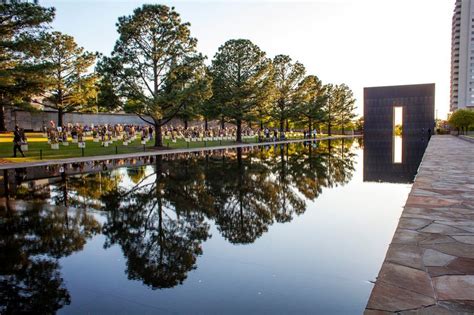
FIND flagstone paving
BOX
[365,136,474,314]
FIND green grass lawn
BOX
[0,132,276,162]
[0,132,324,163]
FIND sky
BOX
[42,0,454,119]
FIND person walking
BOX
[148,126,154,141]
[13,126,25,157]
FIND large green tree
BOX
[210,39,273,142]
[101,4,211,147]
[34,31,97,126]
[324,84,356,135]
[449,108,474,134]
[0,2,54,131]
[270,54,306,132]
[95,75,123,113]
[296,75,328,135]
[334,84,356,134]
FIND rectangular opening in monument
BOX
[393,106,403,164]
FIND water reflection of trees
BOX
[101,156,211,289]
[51,172,123,210]
[0,202,100,314]
[206,148,277,244]
[1,139,357,297]
[96,140,356,289]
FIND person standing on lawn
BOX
[13,126,25,158]
[148,126,153,141]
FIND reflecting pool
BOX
[0,138,423,314]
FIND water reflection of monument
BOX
[363,135,429,183]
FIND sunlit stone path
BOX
[365,135,474,314]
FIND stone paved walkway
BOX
[365,136,474,314]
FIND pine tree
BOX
[269,55,306,132]
[0,2,54,131]
[100,5,211,147]
[296,75,328,135]
[210,39,273,142]
[34,32,97,126]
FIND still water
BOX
[0,138,426,314]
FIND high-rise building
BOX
[450,0,474,111]
[0,0,38,4]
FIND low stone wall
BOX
[5,108,229,131]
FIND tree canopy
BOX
[295,75,328,134]
[0,1,55,130]
[1,2,359,136]
[34,31,97,126]
[449,109,474,134]
[270,54,306,132]
[324,84,356,135]
[209,39,273,142]
[100,4,211,146]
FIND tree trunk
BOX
[154,119,163,147]
[279,119,284,132]
[341,115,345,135]
[237,147,242,166]
[0,105,6,132]
[327,106,332,136]
[204,118,208,131]
[237,147,244,231]
[61,172,68,207]
[155,155,164,256]
[58,108,64,127]
[221,115,225,129]
[236,119,242,142]
[3,170,9,199]
[184,119,188,130]
[308,118,312,138]
[286,119,289,132]
[260,120,264,130]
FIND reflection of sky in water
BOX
[393,135,403,164]
[46,145,412,314]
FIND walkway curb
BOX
[459,135,474,144]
